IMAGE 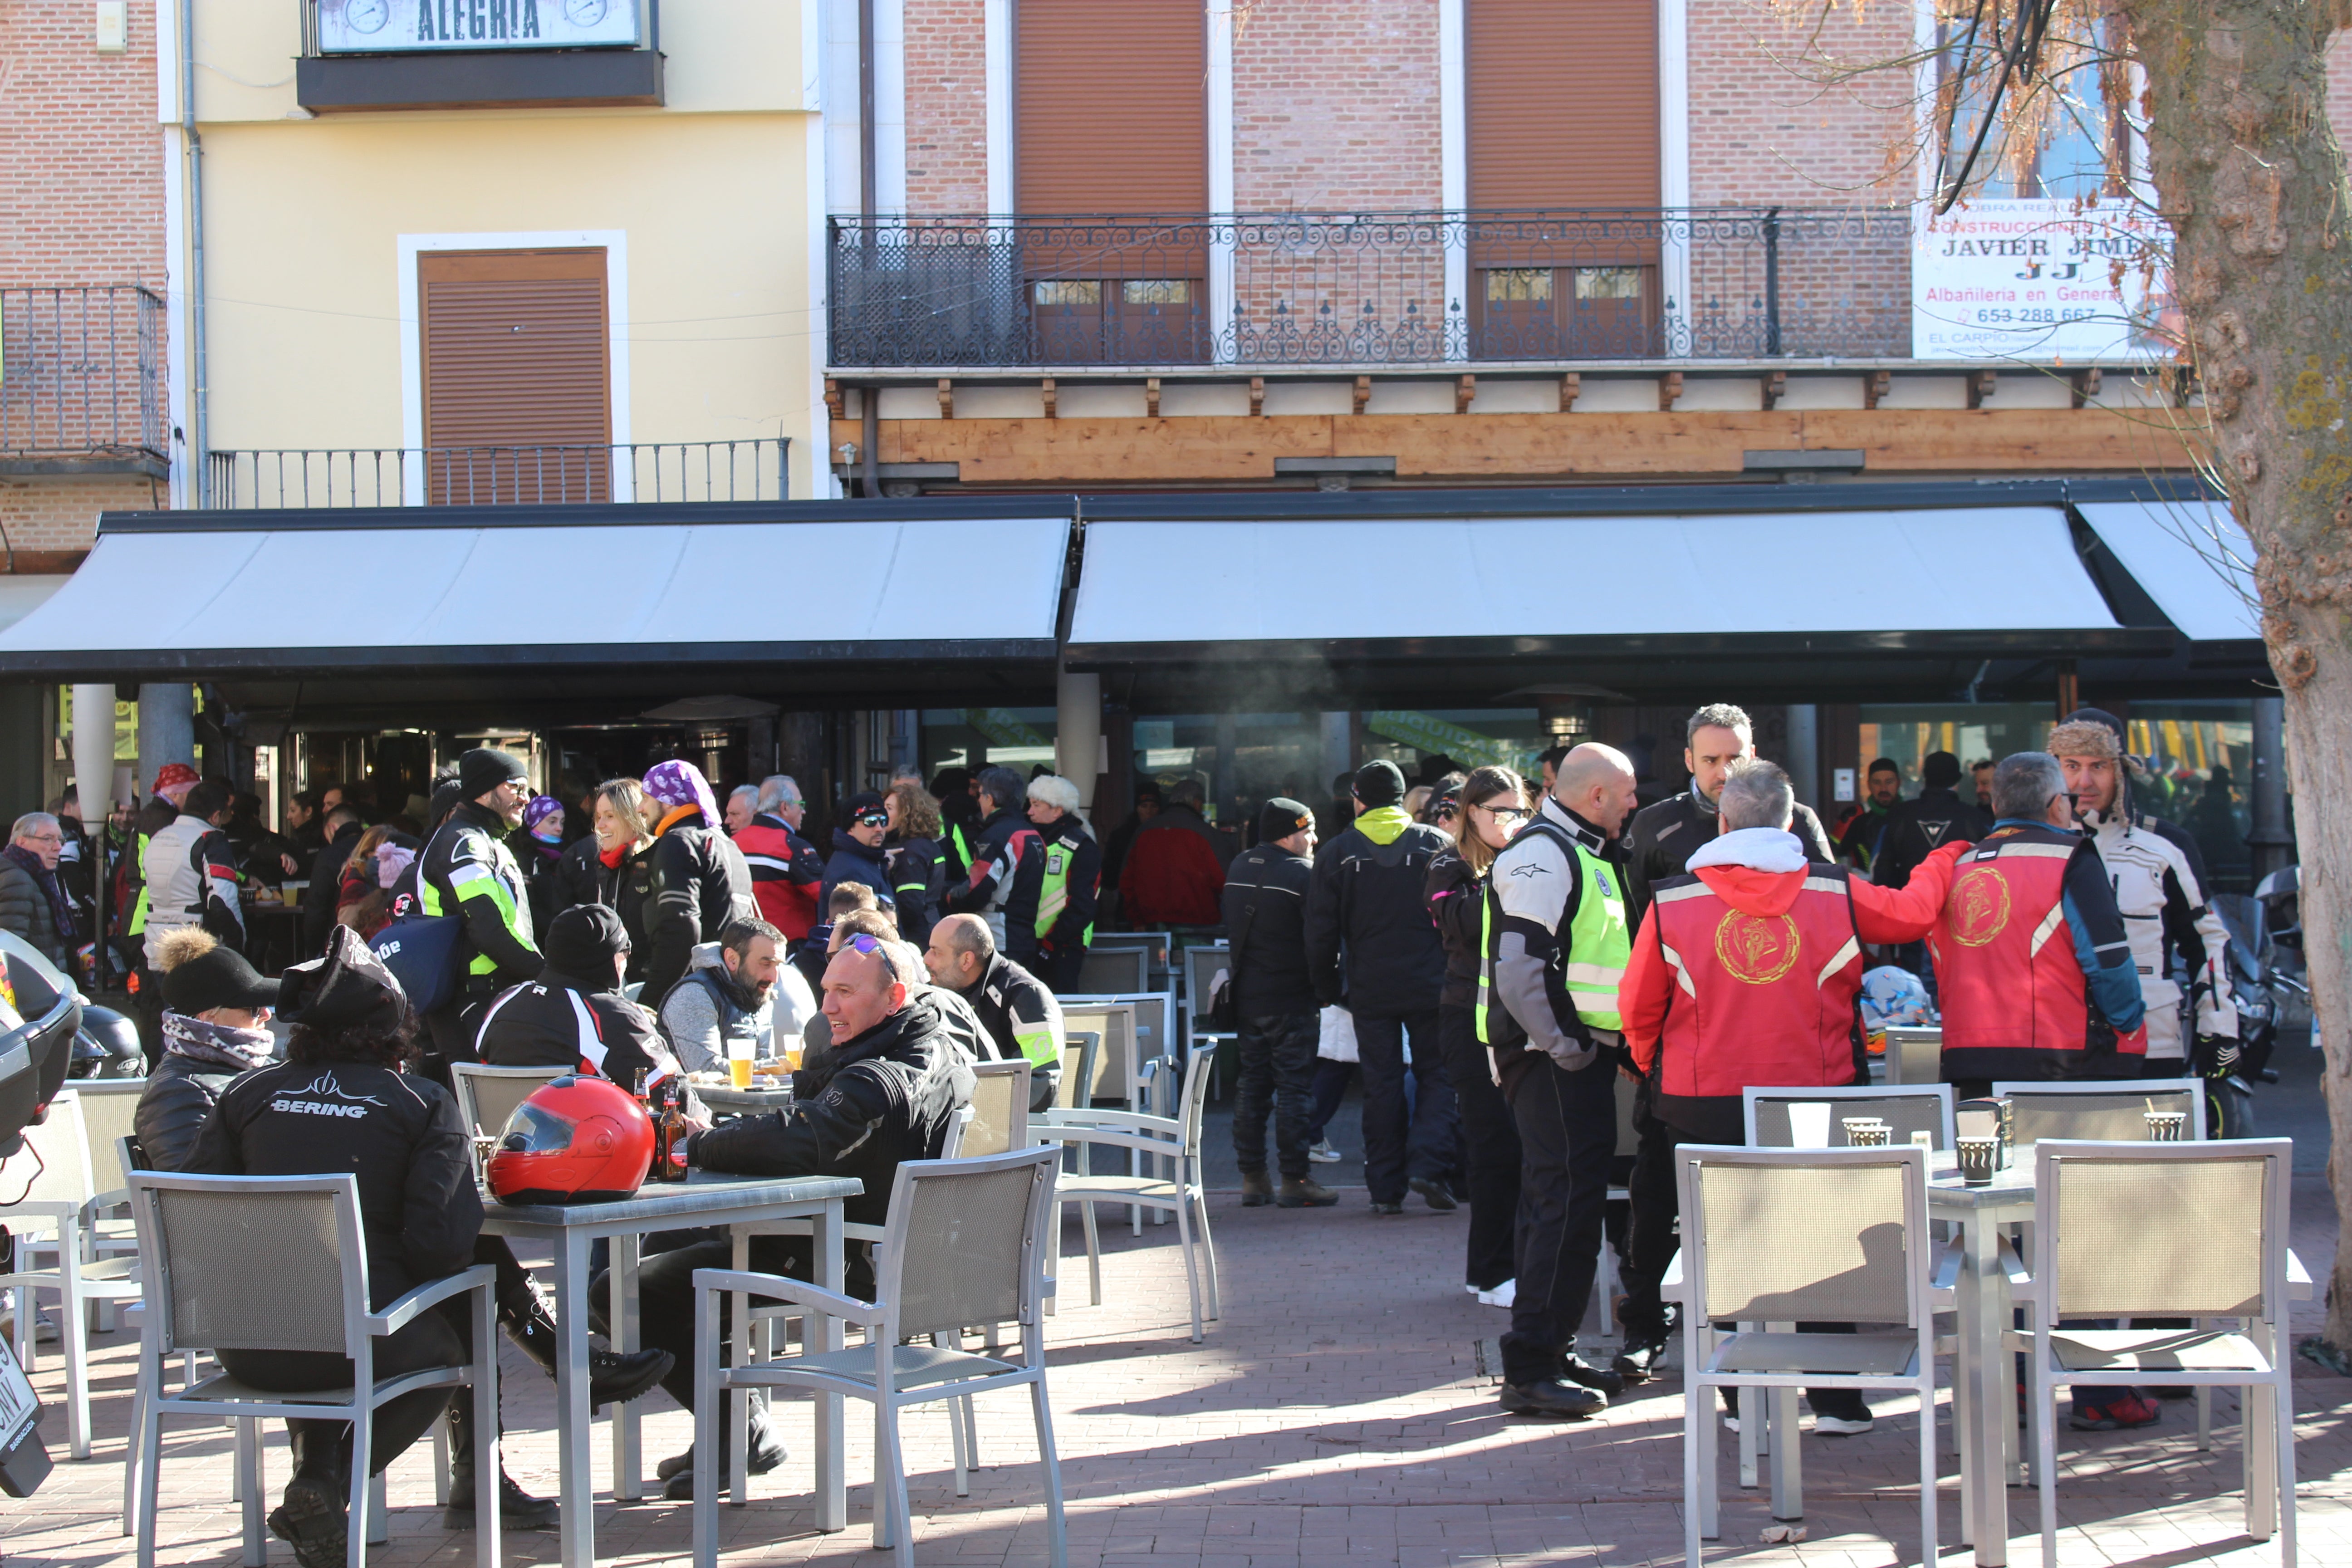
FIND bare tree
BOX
[1768,0,2352,1356]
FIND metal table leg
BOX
[553,1229,597,1568]
[611,1232,642,1500]
[1960,1213,2009,1565]
[811,1200,847,1533]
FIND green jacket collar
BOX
[1354,804,1414,846]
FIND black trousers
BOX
[1438,1004,1521,1291]
[1231,1010,1319,1180]
[1498,1053,1617,1385]
[217,1262,467,1477]
[1353,1009,1458,1204]
[593,1234,838,1414]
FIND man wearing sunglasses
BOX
[1622,704,1833,933]
[613,930,975,1496]
[820,791,898,918]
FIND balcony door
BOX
[1015,0,1208,363]
[1467,0,1661,360]
[419,247,612,503]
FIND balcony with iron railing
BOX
[205,440,791,510]
[827,208,1916,371]
[0,285,169,477]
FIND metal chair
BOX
[1672,1144,1951,1568]
[2015,1139,2300,1565]
[1992,1078,2206,1145]
[1743,1084,1959,1150]
[1056,1033,1099,1112]
[1036,1048,1220,1339]
[448,1062,567,1137]
[1074,946,1148,995]
[124,1171,501,1568]
[962,1061,1033,1159]
[0,1091,144,1458]
[1881,1026,1942,1086]
[689,1145,1068,1568]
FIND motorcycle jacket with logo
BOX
[1930,820,2149,1085]
[1479,796,1629,1079]
[2080,803,2238,1064]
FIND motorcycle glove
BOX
[2192,1033,2242,1077]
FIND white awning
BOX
[0,516,1069,674]
[2075,500,2259,642]
[1068,506,2122,652]
[0,577,71,635]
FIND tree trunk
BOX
[2119,0,2352,1349]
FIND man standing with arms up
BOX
[1623,704,1833,931]
[1479,743,1638,1419]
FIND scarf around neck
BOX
[2,843,74,942]
[161,1010,275,1073]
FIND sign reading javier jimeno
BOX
[318,0,641,54]
[1912,198,2170,362]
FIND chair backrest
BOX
[1057,1004,1136,1103]
[1175,1045,1216,1160]
[1744,1085,1958,1151]
[1993,1079,2205,1145]
[939,1105,976,1159]
[962,1061,1031,1157]
[1183,945,1231,1027]
[1076,947,1148,995]
[8,1090,94,1212]
[1678,1145,1928,1327]
[127,1171,367,1357]
[875,1145,1062,1343]
[72,1081,147,1196]
[1882,1026,1942,1087]
[1058,1032,1099,1111]
[1065,992,1176,1105]
[2034,1138,2288,1323]
[450,1062,568,1136]
[117,1133,150,1176]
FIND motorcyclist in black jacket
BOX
[596,936,975,1499]
[1622,705,1835,931]
[635,760,757,1009]
[473,904,679,1093]
[416,750,542,1081]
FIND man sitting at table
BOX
[475,903,678,1093]
[1614,760,1968,1432]
[596,931,976,1499]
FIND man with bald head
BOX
[611,932,975,1496]
[1478,741,1641,1420]
[925,912,1063,1110]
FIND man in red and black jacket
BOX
[1615,760,1965,1411]
[942,767,1039,948]
[733,776,824,943]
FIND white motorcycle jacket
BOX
[2082,806,2237,1062]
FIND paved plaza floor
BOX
[3,1149,2345,1568]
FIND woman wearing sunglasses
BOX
[1422,765,1533,1309]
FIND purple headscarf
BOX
[642,760,721,833]
[523,794,567,846]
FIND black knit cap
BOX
[1352,760,1406,808]
[164,946,280,1015]
[544,904,631,975]
[1256,797,1314,843]
[457,747,529,801]
[278,926,406,1033]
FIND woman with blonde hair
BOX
[554,778,660,980]
[882,776,945,947]
[1422,764,1533,1306]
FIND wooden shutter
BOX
[1468,0,1660,212]
[1014,0,1206,215]
[419,248,611,504]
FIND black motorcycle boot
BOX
[268,1421,351,1568]
[443,1400,560,1531]
[500,1280,674,1410]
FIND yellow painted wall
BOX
[192,2,821,494]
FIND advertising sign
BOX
[1911,198,2171,361]
[318,0,641,54]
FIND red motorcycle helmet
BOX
[485,1075,654,1205]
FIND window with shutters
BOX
[1466,0,1662,359]
[1014,0,1208,363]
[418,248,612,504]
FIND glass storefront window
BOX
[921,708,1059,777]
[2126,700,2254,889]
[1855,704,2052,794]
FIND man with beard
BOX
[659,916,788,1075]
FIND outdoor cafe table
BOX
[1927,1150,2036,1567]
[482,1171,862,1568]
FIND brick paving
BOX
[3,1175,2345,1568]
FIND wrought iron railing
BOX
[0,285,168,463]
[828,209,1916,368]
[206,439,790,510]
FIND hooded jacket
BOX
[1621,827,1965,1142]
[686,988,976,1227]
[641,810,758,1007]
[1304,805,1449,1019]
[475,964,677,1094]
